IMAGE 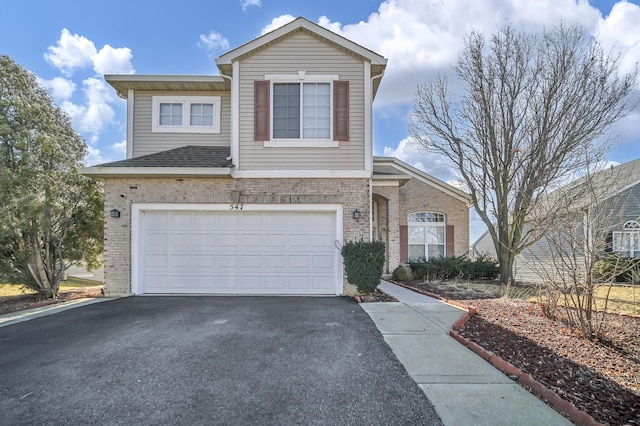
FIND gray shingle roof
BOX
[94,146,232,168]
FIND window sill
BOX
[264,140,339,148]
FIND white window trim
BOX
[264,73,339,148]
[152,95,221,133]
[613,220,640,257]
[408,212,446,261]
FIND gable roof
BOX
[543,157,640,211]
[215,17,387,97]
[373,156,471,203]
[81,146,232,177]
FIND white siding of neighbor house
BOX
[237,32,366,171]
[132,91,231,158]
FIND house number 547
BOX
[230,203,244,210]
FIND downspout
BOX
[369,69,385,241]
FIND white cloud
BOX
[199,31,230,51]
[383,137,458,184]
[45,28,134,77]
[38,76,76,101]
[241,0,261,11]
[260,15,296,35]
[112,139,127,155]
[61,78,115,142]
[293,0,613,107]
[84,145,108,166]
[92,45,135,75]
[596,1,640,78]
[44,29,97,76]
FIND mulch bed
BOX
[401,280,640,425]
[356,288,398,303]
[0,287,103,315]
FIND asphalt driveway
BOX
[0,296,442,425]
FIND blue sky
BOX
[2,0,640,241]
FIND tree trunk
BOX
[497,246,515,285]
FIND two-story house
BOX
[82,17,469,296]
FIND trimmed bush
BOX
[341,240,386,293]
[392,265,410,280]
[408,255,499,281]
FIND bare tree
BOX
[409,24,637,285]
[527,163,638,339]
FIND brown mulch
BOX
[401,280,640,425]
[357,288,398,303]
[0,287,103,315]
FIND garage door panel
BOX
[241,255,263,269]
[264,255,287,268]
[217,255,240,268]
[169,213,193,227]
[240,233,263,247]
[312,255,333,269]
[218,234,239,247]
[192,255,215,268]
[169,233,191,250]
[169,255,191,268]
[141,210,337,294]
[192,234,215,249]
[289,255,310,268]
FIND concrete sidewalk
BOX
[360,281,572,426]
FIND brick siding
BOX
[102,177,370,296]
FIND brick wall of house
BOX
[398,179,469,258]
[102,177,370,296]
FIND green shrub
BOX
[341,240,386,293]
[408,255,499,281]
[596,254,640,283]
[392,265,410,280]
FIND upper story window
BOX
[273,82,330,139]
[408,212,446,261]
[613,220,640,258]
[152,96,221,133]
[255,73,348,148]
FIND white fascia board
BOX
[80,167,232,177]
[215,18,387,66]
[231,169,371,179]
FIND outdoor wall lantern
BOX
[110,209,121,218]
[352,210,361,220]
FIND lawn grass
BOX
[441,280,639,316]
[591,285,639,317]
[0,277,103,297]
[538,284,639,317]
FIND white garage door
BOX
[140,210,338,294]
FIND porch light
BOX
[110,209,121,218]
[352,210,361,220]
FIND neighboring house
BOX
[471,158,640,283]
[82,17,469,296]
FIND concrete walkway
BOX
[360,281,572,426]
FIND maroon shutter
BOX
[446,225,455,257]
[400,224,408,263]
[333,80,349,141]
[254,80,270,141]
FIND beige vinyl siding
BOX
[132,91,231,158]
[238,32,365,171]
